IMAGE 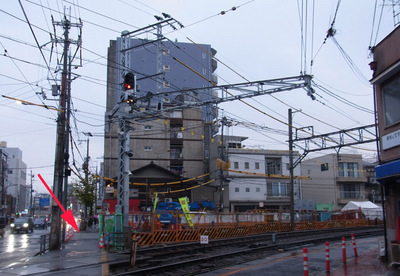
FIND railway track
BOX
[110,226,383,275]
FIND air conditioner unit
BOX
[165,198,173,203]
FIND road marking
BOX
[102,250,109,275]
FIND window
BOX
[163,81,170,88]
[338,162,359,177]
[245,187,250,192]
[234,162,239,169]
[235,187,239,192]
[255,162,260,170]
[162,49,170,55]
[266,158,281,174]
[144,125,152,130]
[256,187,260,192]
[170,147,182,159]
[382,77,400,126]
[144,146,152,151]
[268,182,288,197]
[321,163,329,171]
[245,162,249,169]
[339,183,360,199]
[163,65,170,72]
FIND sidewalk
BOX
[0,227,110,276]
[328,244,400,276]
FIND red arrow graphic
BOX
[38,174,80,232]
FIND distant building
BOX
[0,141,27,214]
[0,148,8,216]
[301,153,369,211]
[33,193,51,217]
[210,135,302,212]
[363,161,382,204]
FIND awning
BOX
[375,159,400,179]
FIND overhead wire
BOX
[311,0,341,65]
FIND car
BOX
[10,217,34,234]
[33,217,48,229]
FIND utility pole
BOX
[61,56,72,243]
[84,133,91,221]
[30,170,34,217]
[49,13,82,251]
[288,109,295,231]
[218,117,229,212]
[49,17,69,250]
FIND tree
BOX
[70,175,97,231]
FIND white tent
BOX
[341,201,383,220]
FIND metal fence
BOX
[117,209,383,246]
[36,234,50,255]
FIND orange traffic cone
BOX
[98,233,105,248]
[65,230,71,242]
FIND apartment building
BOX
[0,141,27,215]
[210,135,302,212]
[301,153,368,210]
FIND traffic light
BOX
[123,72,135,91]
[125,95,135,105]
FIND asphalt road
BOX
[0,226,50,266]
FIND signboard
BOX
[178,197,194,227]
[200,235,209,244]
[153,192,158,211]
[96,200,103,209]
[129,188,139,197]
[39,198,50,207]
[105,186,114,193]
[382,129,400,150]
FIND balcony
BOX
[338,191,364,204]
[170,132,183,145]
[336,176,367,182]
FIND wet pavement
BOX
[0,226,111,276]
[199,236,400,276]
[0,230,399,275]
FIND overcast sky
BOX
[0,0,396,194]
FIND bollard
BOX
[325,241,330,273]
[130,237,138,267]
[342,237,346,264]
[351,233,358,257]
[303,248,309,276]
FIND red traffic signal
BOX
[124,72,135,91]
